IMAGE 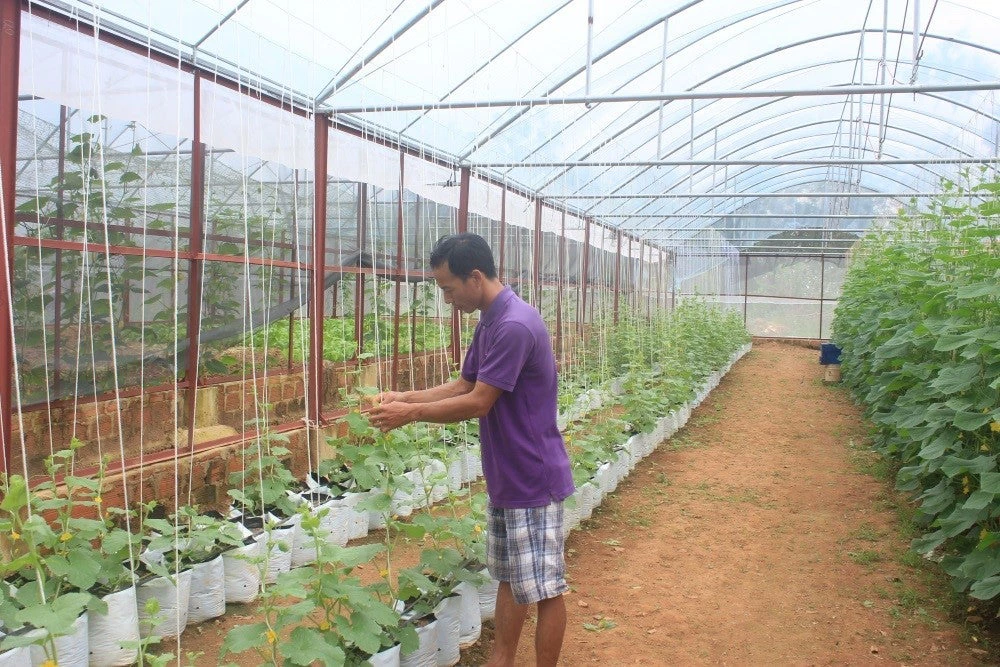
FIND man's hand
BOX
[365,390,405,407]
[369,401,418,432]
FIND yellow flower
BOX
[266,629,277,644]
[59,532,72,542]
[10,531,19,540]
[982,444,991,452]
[94,496,103,505]
[379,568,389,578]
[318,620,330,631]
[473,524,483,534]
[980,528,989,541]
[991,421,1000,433]
[39,660,57,667]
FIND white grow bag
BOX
[136,569,192,638]
[87,585,140,666]
[223,540,263,603]
[399,619,438,667]
[28,613,88,667]
[187,555,226,624]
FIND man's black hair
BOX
[429,233,498,280]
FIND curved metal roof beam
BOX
[395,0,575,136]
[623,138,957,225]
[594,106,983,218]
[633,148,954,241]
[191,0,252,50]
[563,71,999,215]
[456,0,798,160]
[639,169,940,224]
[564,94,988,218]
[508,0,814,166]
[524,54,982,182]
[315,0,447,106]
[528,29,1000,196]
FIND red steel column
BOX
[309,115,329,425]
[449,166,470,368]
[184,74,206,453]
[0,0,21,474]
[390,151,404,391]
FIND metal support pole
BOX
[354,184,367,360]
[450,167,470,368]
[584,0,594,101]
[556,212,565,364]
[911,0,921,83]
[655,18,668,157]
[742,255,750,327]
[309,115,329,425]
[53,105,66,392]
[498,187,507,282]
[390,151,405,391]
[579,219,591,336]
[689,99,695,189]
[612,230,621,324]
[879,0,888,156]
[818,253,826,339]
[0,0,19,475]
[184,73,206,454]
[471,157,994,168]
[533,199,543,307]
[329,82,1000,114]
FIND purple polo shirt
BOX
[461,286,575,508]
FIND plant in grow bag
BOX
[0,442,121,661]
[221,509,417,666]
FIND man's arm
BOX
[376,376,474,405]
[369,381,502,431]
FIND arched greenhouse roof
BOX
[20,0,1000,252]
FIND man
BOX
[369,232,574,667]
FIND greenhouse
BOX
[0,0,997,664]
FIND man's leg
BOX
[535,593,566,667]
[485,581,527,667]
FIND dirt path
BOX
[497,341,981,666]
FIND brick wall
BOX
[12,350,455,512]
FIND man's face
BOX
[432,262,482,314]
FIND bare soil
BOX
[178,341,989,666]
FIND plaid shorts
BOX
[486,501,568,605]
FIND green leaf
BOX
[970,576,1000,600]
[980,472,1000,494]
[281,626,345,667]
[221,622,269,655]
[940,455,996,478]
[933,332,980,352]
[962,490,995,511]
[954,410,992,431]
[930,363,981,394]
[1,475,27,511]
[955,283,1000,299]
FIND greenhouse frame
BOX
[0,0,997,664]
